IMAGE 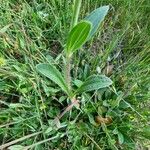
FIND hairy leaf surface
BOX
[85,6,109,39]
[36,63,70,95]
[75,75,112,94]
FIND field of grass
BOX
[0,0,150,150]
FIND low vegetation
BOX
[0,0,149,149]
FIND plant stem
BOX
[65,0,82,90]
[65,55,71,90]
[70,0,82,29]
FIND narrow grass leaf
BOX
[66,21,92,55]
[75,75,112,94]
[84,6,109,39]
[0,24,12,34]
[0,81,6,90]
[36,63,70,95]
[8,145,24,150]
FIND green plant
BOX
[1,0,149,149]
[36,4,111,121]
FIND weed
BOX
[0,0,149,149]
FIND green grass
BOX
[0,0,150,149]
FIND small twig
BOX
[54,99,79,123]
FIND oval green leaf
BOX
[84,6,109,39]
[36,63,70,96]
[66,21,92,56]
[75,75,112,94]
